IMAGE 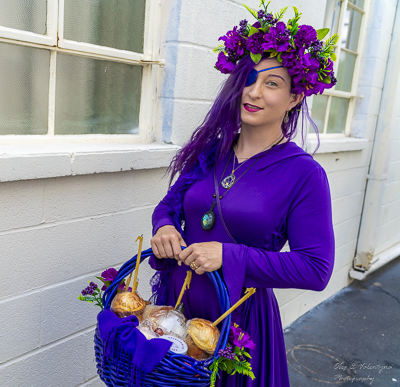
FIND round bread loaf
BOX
[185,318,220,360]
[110,292,150,321]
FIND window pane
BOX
[324,0,341,36]
[0,42,49,135]
[327,97,349,134]
[63,0,146,53]
[336,50,356,92]
[55,54,142,135]
[348,0,364,9]
[0,0,47,35]
[311,95,328,134]
[342,7,362,51]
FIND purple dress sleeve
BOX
[152,197,175,236]
[222,166,334,305]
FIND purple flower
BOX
[89,281,98,290]
[219,27,246,58]
[101,282,130,292]
[280,47,299,67]
[265,13,274,23]
[294,25,317,48]
[218,344,235,360]
[292,55,320,85]
[261,22,291,52]
[245,32,264,54]
[81,283,97,296]
[292,81,326,96]
[257,10,265,19]
[310,40,323,54]
[215,52,235,74]
[238,19,248,36]
[229,324,256,350]
[101,268,118,282]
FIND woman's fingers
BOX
[150,225,187,260]
[178,242,223,274]
[151,238,167,259]
[150,240,161,259]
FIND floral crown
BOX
[214,1,339,96]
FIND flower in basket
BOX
[78,268,131,309]
[209,323,256,386]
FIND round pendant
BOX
[201,210,216,230]
[221,174,235,189]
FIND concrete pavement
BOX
[284,257,400,386]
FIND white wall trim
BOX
[307,137,368,154]
[0,143,179,182]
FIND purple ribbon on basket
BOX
[98,310,172,387]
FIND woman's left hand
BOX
[178,242,223,275]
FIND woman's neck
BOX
[234,125,286,161]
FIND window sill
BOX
[0,142,180,182]
[307,137,369,154]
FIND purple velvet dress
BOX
[150,141,335,386]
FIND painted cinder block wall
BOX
[366,0,400,255]
[1,0,400,386]
[0,169,170,387]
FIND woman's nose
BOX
[248,82,262,99]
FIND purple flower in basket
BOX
[101,283,131,292]
[229,324,256,350]
[218,344,235,360]
[101,268,119,282]
[81,282,98,296]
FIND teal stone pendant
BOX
[202,202,216,230]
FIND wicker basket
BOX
[94,247,231,387]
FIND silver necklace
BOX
[220,134,285,189]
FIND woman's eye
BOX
[266,81,278,87]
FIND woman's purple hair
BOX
[167,55,320,185]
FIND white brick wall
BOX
[375,126,400,254]
[0,330,97,387]
[354,0,400,259]
[0,169,168,385]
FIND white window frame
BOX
[0,0,164,144]
[310,0,369,137]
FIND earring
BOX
[284,111,289,124]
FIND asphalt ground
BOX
[284,257,400,387]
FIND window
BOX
[0,0,163,140]
[311,0,367,135]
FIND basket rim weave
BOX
[95,247,231,387]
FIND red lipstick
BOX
[243,103,263,112]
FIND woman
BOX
[150,4,336,386]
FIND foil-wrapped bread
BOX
[185,318,220,360]
[142,305,174,330]
[110,292,150,321]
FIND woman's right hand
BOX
[150,225,187,263]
